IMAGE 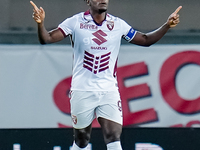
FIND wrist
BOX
[164,22,171,29]
[37,21,44,26]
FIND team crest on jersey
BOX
[71,115,77,125]
[107,21,114,31]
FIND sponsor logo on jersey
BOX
[91,46,107,50]
[80,23,98,30]
[83,51,111,74]
[92,30,107,45]
[107,21,114,31]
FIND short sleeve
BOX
[58,15,77,36]
[119,18,137,42]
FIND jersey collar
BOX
[83,10,113,24]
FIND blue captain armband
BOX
[123,28,136,42]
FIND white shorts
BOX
[70,90,123,129]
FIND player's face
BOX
[89,0,109,13]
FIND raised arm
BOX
[130,6,182,46]
[30,1,65,44]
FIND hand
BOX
[167,6,182,28]
[30,1,45,24]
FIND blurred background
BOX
[1,1,200,149]
[0,0,200,44]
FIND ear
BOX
[86,0,90,5]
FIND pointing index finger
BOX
[174,6,182,14]
[30,1,39,11]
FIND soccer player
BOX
[30,0,182,150]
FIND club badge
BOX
[107,21,114,31]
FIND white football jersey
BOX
[58,10,137,91]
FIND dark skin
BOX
[30,0,182,45]
[30,0,182,148]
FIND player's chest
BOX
[74,22,122,46]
